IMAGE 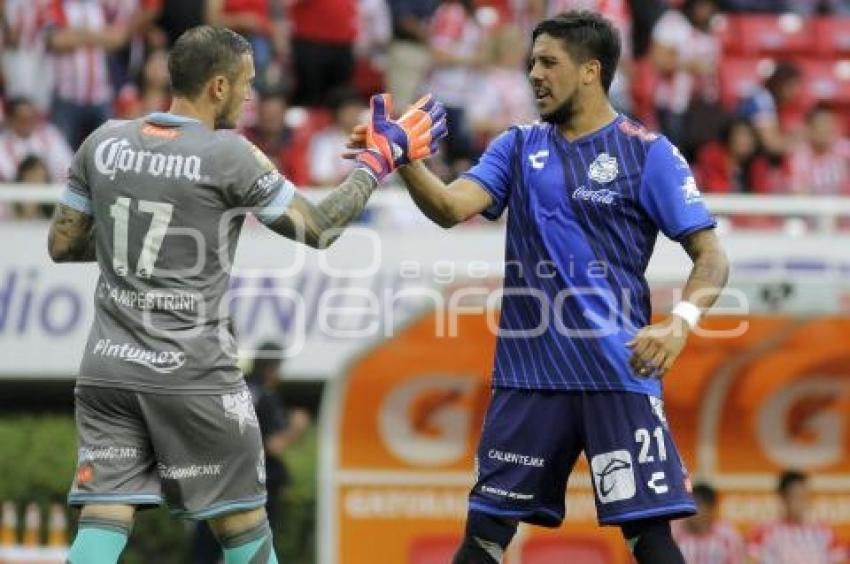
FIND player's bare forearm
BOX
[267,169,378,249]
[398,161,457,227]
[628,229,728,377]
[398,161,492,228]
[47,205,97,262]
[680,228,730,312]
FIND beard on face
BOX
[214,96,240,130]
[540,91,578,127]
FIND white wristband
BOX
[671,301,701,329]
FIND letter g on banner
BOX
[757,377,849,469]
[378,375,477,467]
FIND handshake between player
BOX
[353,93,448,181]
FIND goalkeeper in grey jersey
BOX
[47,25,446,564]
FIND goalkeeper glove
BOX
[355,93,448,181]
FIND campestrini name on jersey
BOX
[94,137,203,182]
[92,338,186,373]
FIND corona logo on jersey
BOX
[378,376,478,466]
[94,137,202,182]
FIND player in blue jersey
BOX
[348,9,730,564]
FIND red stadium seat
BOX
[521,537,615,564]
[285,107,332,187]
[813,17,850,57]
[712,14,742,57]
[730,15,815,57]
[796,58,850,106]
[718,57,776,109]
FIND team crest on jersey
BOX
[588,152,619,184]
[222,390,259,434]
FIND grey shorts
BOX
[69,385,266,520]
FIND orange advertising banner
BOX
[318,313,850,564]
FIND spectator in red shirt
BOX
[46,0,130,148]
[206,0,288,85]
[289,0,357,106]
[736,61,804,160]
[695,118,771,194]
[787,104,850,196]
[749,470,846,564]
[424,0,485,166]
[243,88,296,180]
[672,483,746,564]
[650,0,721,148]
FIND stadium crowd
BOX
[674,471,847,563]
[2,0,850,220]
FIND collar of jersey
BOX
[146,112,201,126]
[551,114,624,146]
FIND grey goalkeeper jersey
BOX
[62,113,295,393]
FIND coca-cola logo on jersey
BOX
[94,137,203,182]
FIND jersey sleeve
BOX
[639,137,716,241]
[222,134,296,225]
[461,128,517,221]
[60,134,94,216]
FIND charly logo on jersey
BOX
[222,390,259,434]
[681,176,703,204]
[591,450,636,503]
[92,338,186,373]
[588,152,619,183]
[94,137,202,182]
[528,150,549,170]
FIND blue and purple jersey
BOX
[463,116,715,395]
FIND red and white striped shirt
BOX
[4,0,53,49]
[47,0,113,105]
[2,0,56,109]
[749,521,846,564]
[788,139,850,196]
[0,124,74,181]
[424,3,484,108]
[672,520,746,564]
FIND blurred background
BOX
[1,0,850,563]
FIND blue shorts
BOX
[469,388,696,527]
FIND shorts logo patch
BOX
[591,450,636,504]
[222,390,259,434]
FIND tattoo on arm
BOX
[268,169,378,249]
[48,205,97,262]
[680,229,729,310]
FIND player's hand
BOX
[626,316,690,378]
[350,94,447,177]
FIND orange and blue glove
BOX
[355,93,448,182]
